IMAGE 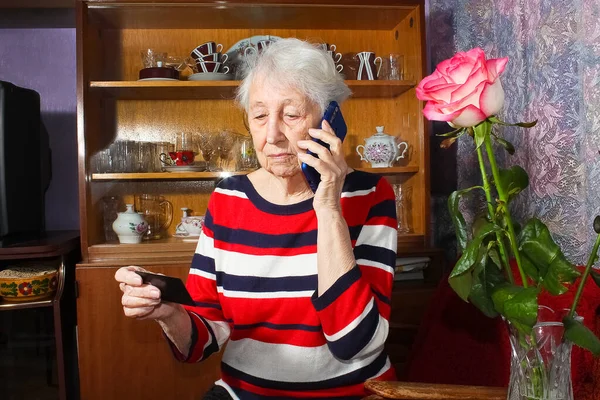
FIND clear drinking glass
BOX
[140,49,167,68]
[393,183,412,233]
[216,130,237,171]
[196,131,218,171]
[175,132,195,152]
[386,54,404,80]
[155,141,175,171]
[236,136,259,171]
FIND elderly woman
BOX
[115,38,398,399]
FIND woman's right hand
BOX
[114,266,181,321]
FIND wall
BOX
[0,9,78,230]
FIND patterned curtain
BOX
[427,0,600,264]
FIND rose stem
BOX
[568,224,600,318]
[476,144,514,284]
[482,130,528,288]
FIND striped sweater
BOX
[169,171,398,399]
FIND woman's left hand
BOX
[297,120,348,215]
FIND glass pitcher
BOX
[134,194,173,240]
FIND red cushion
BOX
[403,264,600,398]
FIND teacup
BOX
[199,52,228,63]
[180,216,205,236]
[195,61,230,74]
[168,150,195,166]
[191,42,223,59]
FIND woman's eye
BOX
[285,114,299,119]
[254,114,267,120]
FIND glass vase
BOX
[507,306,578,400]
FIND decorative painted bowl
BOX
[0,266,59,302]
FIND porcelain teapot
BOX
[112,204,149,244]
[356,126,409,168]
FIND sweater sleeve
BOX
[311,177,397,361]
[166,194,231,363]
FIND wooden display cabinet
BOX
[76,1,431,399]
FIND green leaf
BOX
[473,120,492,150]
[449,272,473,302]
[488,247,502,269]
[448,186,483,253]
[436,127,465,138]
[520,254,540,283]
[518,218,581,295]
[469,249,506,317]
[450,241,481,278]
[503,287,539,334]
[563,316,600,356]
[450,220,501,278]
[492,134,515,155]
[497,166,529,203]
[590,269,600,289]
[488,116,538,128]
[491,284,522,315]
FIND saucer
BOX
[163,164,206,172]
[173,233,201,242]
[138,77,178,81]
[188,72,234,81]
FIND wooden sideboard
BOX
[75,1,436,398]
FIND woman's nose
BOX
[265,116,285,144]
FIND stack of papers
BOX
[394,256,430,281]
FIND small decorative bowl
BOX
[0,266,59,302]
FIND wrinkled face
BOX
[247,77,321,178]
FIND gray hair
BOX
[236,38,351,114]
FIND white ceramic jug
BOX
[112,204,149,244]
[356,126,409,168]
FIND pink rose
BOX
[416,48,509,127]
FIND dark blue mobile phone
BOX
[301,101,347,192]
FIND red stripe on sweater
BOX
[229,327,327,347]
[316,277,374,336]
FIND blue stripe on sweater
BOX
[217,271,317,293]
[234,321,322,332]
[325,299,380,360]
[354,244,396,269]
[366,199,397,221]
[212,225,318,249]
[190,253,215,274]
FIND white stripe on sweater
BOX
[222,337,383,382]
[214,248,317,277]
[355,224,397,252]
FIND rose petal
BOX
[445,60,477,84]
[421,82,462,103]
[416,71,446,100]
[437,81,486,115]
[416,76,453,101]
[478,79,505,117]
[449,66,489,103]
[486,57,509,80]
[422,101,463,122]
[450,104,489,127]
